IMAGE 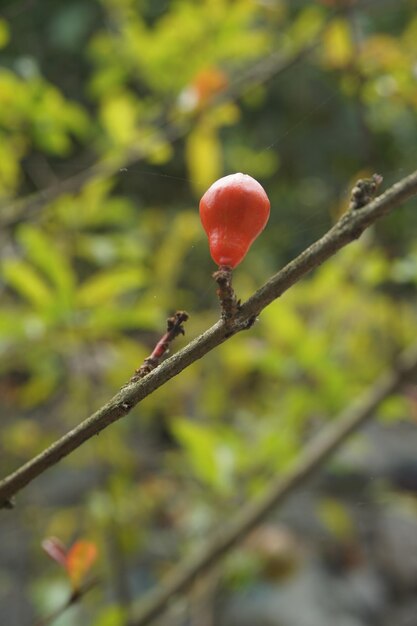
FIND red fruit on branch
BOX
[199,173,270,268]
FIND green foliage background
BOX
[1,0,417,623]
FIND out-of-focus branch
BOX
[0,169,417,509]
[127,342,417,626]
[33,578,99,626]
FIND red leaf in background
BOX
[193,67,228,106]
[42,537,68,568]
[178,67,228,112]
[65,540,98,590]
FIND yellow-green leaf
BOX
[77,266,146,307]
[322,19,354,69]
[0,19,10,49]
[172,418,235,492]
[17,225,75,301]
[3,259,53,309]
[100,93,137,145]
[186,121,222,196]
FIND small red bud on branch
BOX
[129,311,189,382]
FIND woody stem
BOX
[212,266,240,330]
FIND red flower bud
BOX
[199,173,270,268]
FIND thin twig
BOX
[127,343,417,626]
[0,168,417,509]
[33,578,99,626]
[129,311,189,381]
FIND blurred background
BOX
[1,0,417,624]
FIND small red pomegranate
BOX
[199,173,270,268]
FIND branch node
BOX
[349,173,383,211]
[128,311,189,383]
[0,497,15,510]
[213,266,240,331]
[243,314,258,330]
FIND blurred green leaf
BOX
[0,18,9,49]
[317,498,354,539]
[172,418,236,493]
[100,92,138,146]
[379,393,411,423]
[322,19,354,69]
[17,225,75,305]
[3,259,54,310]
[76,266,147,307]
[186,120,222,195]
[93,605,127,626]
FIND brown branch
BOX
[0,169,417,509]
[237,170,417,320]
[349,173,383,211]
[127,343,417,626]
